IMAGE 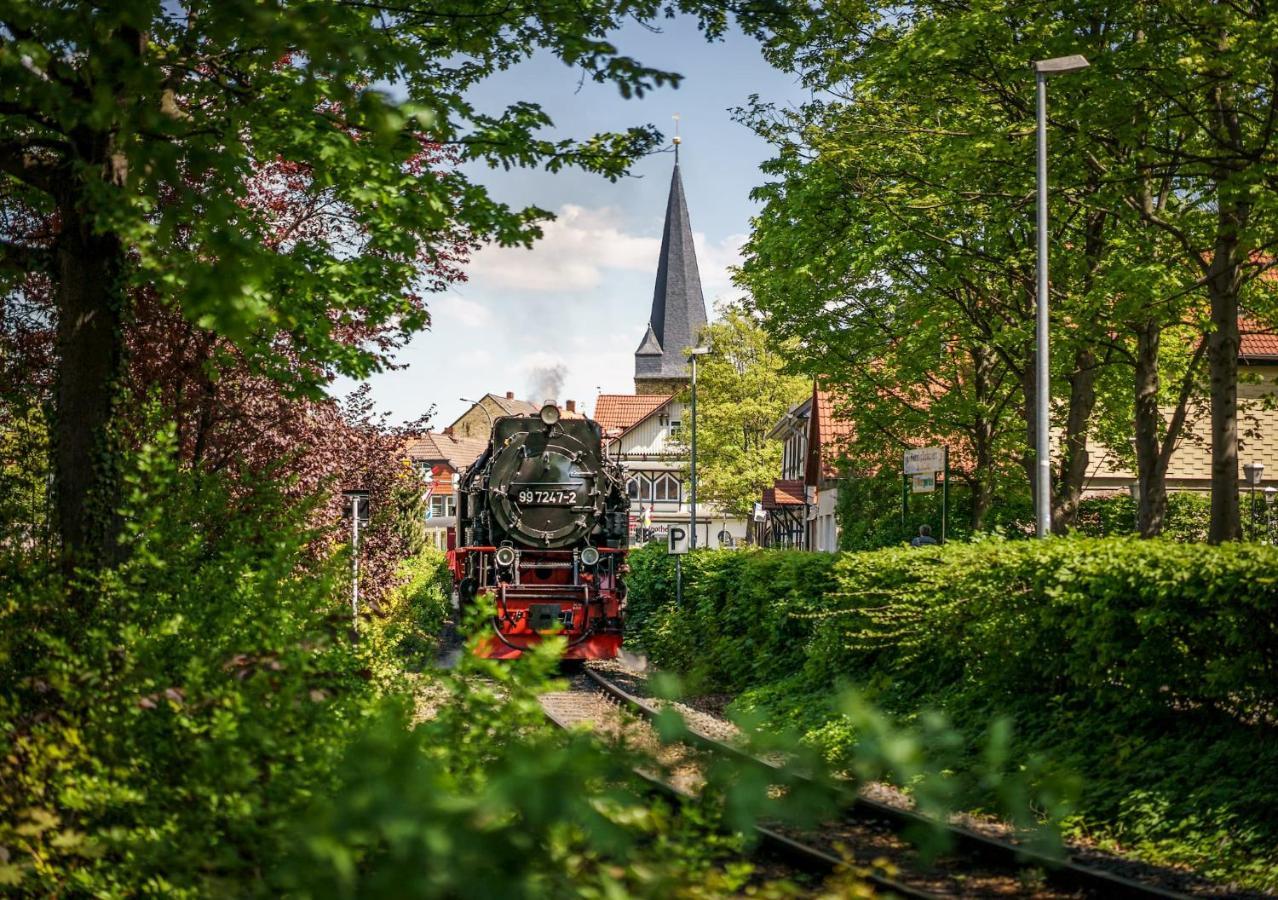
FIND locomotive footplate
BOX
[528,603,575,632]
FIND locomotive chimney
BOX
[565,399,576,413]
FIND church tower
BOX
[634,150,708,395]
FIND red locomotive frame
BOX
[448,544,626,660]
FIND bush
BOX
[627,539,1278,890]
[0,434,852,897]
[626,543,833,691]
[364,547,453,672]
[0,430,394,895]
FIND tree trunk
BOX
[53,205,128,570]
[968,343,996,531]
[1018,364,1037,496]
[1132,321,1168,536]
[1051,347,1098,533]
[1206,250,1242,543]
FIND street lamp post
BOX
[1033,53,1090,539]
[343,490,370,632]
[688,346,710,548]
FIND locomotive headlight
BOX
[539,403,560,427]
[495,546,517,568]
[580,546,600,567]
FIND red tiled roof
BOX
[593,394,671,433]
[807,386,856,480]
[814,389,854,444]
[1240,320,1278,360]
[405,431,488,471]
[762,478,805,509]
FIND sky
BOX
[342,17,810,429]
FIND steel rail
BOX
[540,683,936,899]
[583,668,1191,900]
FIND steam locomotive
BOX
[450,402,630,659]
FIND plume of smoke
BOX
[527,362,568,406]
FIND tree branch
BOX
[0,139,66,194]
[0,238,54,275]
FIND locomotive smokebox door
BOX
[530,604,561,632]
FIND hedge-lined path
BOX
[588,659,1268,899]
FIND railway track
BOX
[539,670,932,898]
[540,666,1192,900]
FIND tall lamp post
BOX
[1033,53,1090,539]
[688,346,710,548]
[343,489,370,631]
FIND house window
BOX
[428,495,453,519]
[670,420,682,435]
[628,475,653,501]
[658,413,669,427]
[653,474,681,503]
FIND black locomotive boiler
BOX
[450,402,630,659]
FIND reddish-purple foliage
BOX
[2,145,470,608]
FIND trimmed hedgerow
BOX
[626,538,1278,891]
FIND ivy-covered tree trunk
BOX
[53,195,128,569]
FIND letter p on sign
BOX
[668,526,689,555]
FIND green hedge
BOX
[625,539,1278,889]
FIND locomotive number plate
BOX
[515,488,579,506]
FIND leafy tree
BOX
[737,33,1104,532]
[671,304,808,520]
[745,1,1278,541]
[0,0,782,568]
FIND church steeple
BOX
[634,154,708,394]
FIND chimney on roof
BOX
[565,399,576,413]
[443,426,454,437]
[505,391,514,399]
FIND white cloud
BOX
[465,205,747,302]
[695,231,747,303]
[468,205,657,293]
[432,293,494,328]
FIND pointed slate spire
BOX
[635,322,662,356]
[634,159,708,388]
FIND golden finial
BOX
[672,113,681,162]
